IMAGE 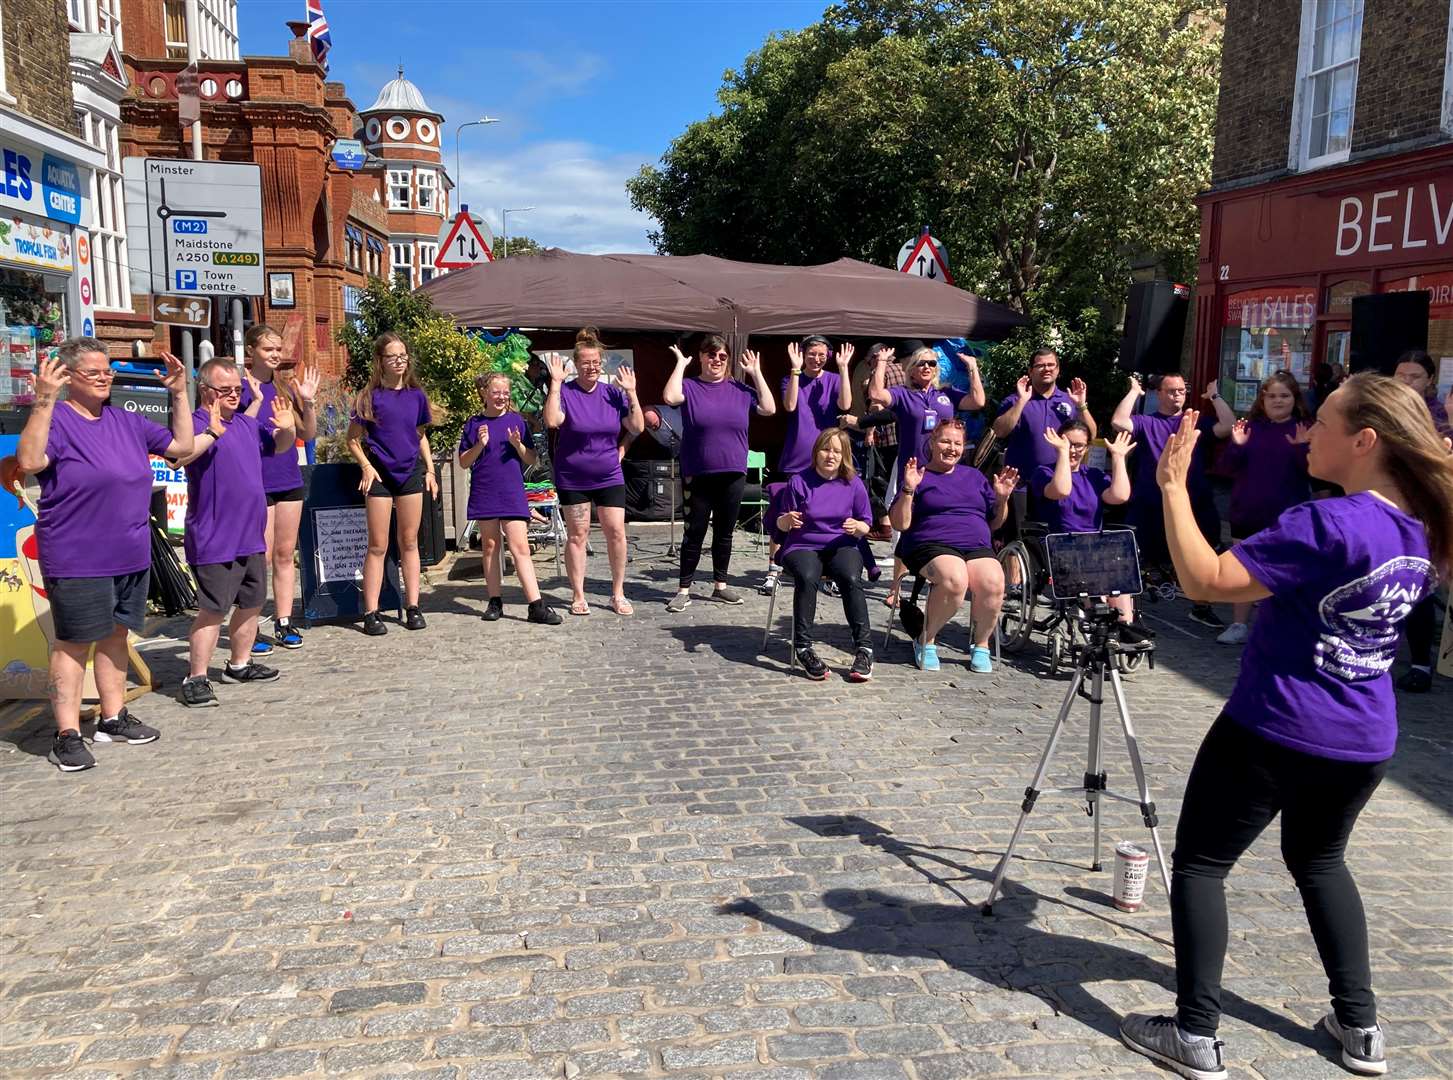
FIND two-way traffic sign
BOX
[154,295,212,327]
[896,230,954,285]
[435,212,493,270]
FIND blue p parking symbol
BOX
[175,269,198,290]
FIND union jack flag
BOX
[306,0,332,74]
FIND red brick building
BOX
[1195,0,1453,409]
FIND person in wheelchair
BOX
[891,421,1018,674]
[773,428,876,682]
[1030,421,1149,644]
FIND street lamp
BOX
[502,206,534,258]
[454,117,500,210]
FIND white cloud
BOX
[456,140,659,255]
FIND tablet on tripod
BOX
[1044,529,1143,601]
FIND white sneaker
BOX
[1216,622,1249,645]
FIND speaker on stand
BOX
[1118,281,1191,375]
[1350,291,1429,374]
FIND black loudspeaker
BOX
[623,459,680,522]
[1118,281,1191,373]
[419,464,447,566]
[1350,291,1429,374]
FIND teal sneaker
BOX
[969,646,993,673]
[913,641,940,671]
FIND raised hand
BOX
[244,369,263,402]
[295,362,321,404]
[30,353,70,399]
[668,344,691,368]
[902,456,925,492]
[1204,379,1220,401]
[1068,377,1088,407]
[837,413,861,430]
[957,351,978,371]
[842,517,869,538]
[993,467,1020,500]
[160,352,188,395]
[836,342,855,369]
[506,426,524,449]
[1042,427,1069,452]
[271,388,294,426]
[776,509,804,531]
[1287,422,1311,446]
[1127,375,1144,398]
[1016,374,1032,400]
[614,365,637,394]
[739,349,762,376]
[545,353,568,384]
[206,396,225,436]
[1156,409,1201,490]
[787,342,803,373]
[476,423,490,448]
[1105,429,1137,458]
[1230,418,1251,446]
[873,346,892,366]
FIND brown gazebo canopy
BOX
[418,249,1027,341]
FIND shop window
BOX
[1292,0,1364,171]
[1324,278,1370,316]
[1219,287,1317,411]
[1381,269,1453,362]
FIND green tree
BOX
[495,234,543,258]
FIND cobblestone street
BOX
[2,529,1450,1080]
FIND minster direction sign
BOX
[123,158,266,297]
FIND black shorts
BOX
[48,570,150,643]
[266,486,305,506]
[556,484,627,509]
[366,455,425,499]
[192,553,267,614]
[900,542,997,577]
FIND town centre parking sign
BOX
[122,158,265,296]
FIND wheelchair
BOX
[996,522,1152,675]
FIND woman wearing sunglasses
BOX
[662,334,776,612]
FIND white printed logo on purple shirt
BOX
[1314,556,1433,681]
[1053,400,1075,421]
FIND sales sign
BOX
[123,157,265,296]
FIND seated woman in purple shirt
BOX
[1120,375,1453,1080]
[544,328,644,617]
[774,428,875,682]
[460,372,560,627]
[347,331,437,636]
[1207,371,1312,646]
[890,421,1017,674]
[15,340,194,773]
[662,334,776,613]
[1031,421,1139,628]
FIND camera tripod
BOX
[983,604,1171,913]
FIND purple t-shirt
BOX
[36,404,172,579]
[238,377,302,494]
[461,411,530,519]
[777,470,871,557]
[996,388,1079,475]
[1030,464,1111,534]
[354,387,431,485]
[1228,494,1435,762]
[1128,410,1217,499]
[898,465,998,553]
[889,385,968,476]
[779,370,843,475]
[680,377,757,477]
[553,380,630,491]
[184,408,268,567]
[1221,418,1311,535]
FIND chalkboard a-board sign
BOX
[298,463,403,624]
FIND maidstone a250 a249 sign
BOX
[122,158,265,296]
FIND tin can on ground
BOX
[1113,840,1150,912]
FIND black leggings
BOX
[1172,714,1387,1037]
[781,546,870,652]
[1404,592,1437,667]
[679,471,746,588]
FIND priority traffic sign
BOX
[897,230,954,285]
[154,295,212,327]
[435,212,493,269]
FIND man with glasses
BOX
[14,338,193,772]
[990,348,1095,476]
[1111,372,1231,628]
[170,358,296,706]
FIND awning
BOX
[345,225,363,244]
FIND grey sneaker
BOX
[94,709,160,743]
[220,661,281,684]
[180,677,219,708]
[1321,1013,1387,1076]
[49,730,95,772]
[666,590,692,613]
[1119,1013,1227,1080]
[711,585,744,605]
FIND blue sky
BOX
[238,1,829,253]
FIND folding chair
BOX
[881,572,1000,660]
[739,450,771,555]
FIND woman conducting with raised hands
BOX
[890,421,1016,675]
[1119,374,1453,1080]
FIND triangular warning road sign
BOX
[900,233,954,285]
[435,213,494,269]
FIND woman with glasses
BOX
[14,339,194,773]
[346,332,437,635]
[890,420,1015,674]
[869,345,985,484]
[544,327,644,616]
[238,324,319,654]
[662,334,777,612]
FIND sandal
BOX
[569,599,590,616]
[610,596,634,616]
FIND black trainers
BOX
[1188,604,1224,629]
[848,648,874,682]
[221,661,281,684]
[362,610,387,636]
[711,585,744,605]
[404,606,427,630]
[796,647,829,681]
[180,676,219,708]
[49,730,95,772]
[1396,667,1432,693]
[273,618,304,649]
[95,708,160,743]
[482,596,504,622]
[527,599,562,625]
